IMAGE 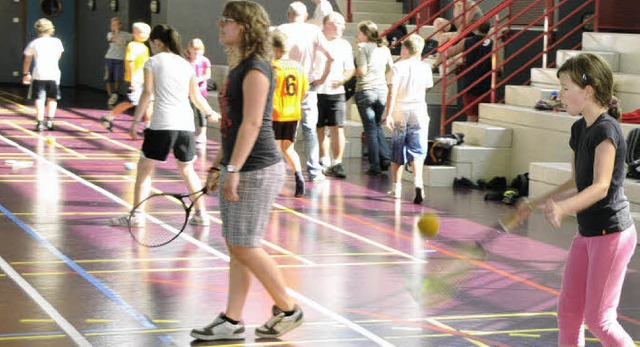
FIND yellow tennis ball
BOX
[417,212,439,238]
[45,136,54,144]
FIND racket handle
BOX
[498,211,520,232]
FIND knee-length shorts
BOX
[220,161,285,247]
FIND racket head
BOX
[128,192,190,247]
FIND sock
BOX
[332,159,342,166]
[320,156,330,167]
[221,313,240,325]
[394,182,401,193]
[283,307,297,316]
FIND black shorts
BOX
[317,93,346,128]
[28,80,60,101]
[141,129,196,162]
[272,121,299,142]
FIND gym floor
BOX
[0,85,638,346]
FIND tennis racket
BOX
[127,187,208,247]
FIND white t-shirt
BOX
[105,31,132,60]
[24,36,64,83]
[309,0,333,28]
[389,57,433,108]
[316,38,354,95]
[145,52,196,131]
[276,22,332,83]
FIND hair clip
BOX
[582,74,588,83]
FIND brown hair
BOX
[358,20,386,47]
[557,53,620,120]
[222,1,272,65]
[149,24,183,56]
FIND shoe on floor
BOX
[101,115,113,132]
[35,121,45,132]
[366,169,383,177]
[324,164,346,179]
[386,190,401,199]
[255,305,304,339]
[109,214,144,228]
[189,212,210,226]
[190,313,245,341]
[309,173,325,182]
[413,187,424,204]
[294,176,305,197]
[46,119,54,131]
[107,93,118,108]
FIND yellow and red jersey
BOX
[272,58,308,122]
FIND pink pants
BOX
[557,225,637,347]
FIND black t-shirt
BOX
[219,58,281,172]
[461,34,492,95]
[569,113,633,236]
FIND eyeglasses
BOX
[218,16,237,24]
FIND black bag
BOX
[206,79,217,91]
[344,75,357,101]
[625,128,640,178]
[426,133,464,165]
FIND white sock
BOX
[320,157,330,167]
[332,158,342,166]
[394,182,402,193]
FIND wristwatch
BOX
[226,165,238,173]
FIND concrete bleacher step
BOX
[450,145,511,181]
[452,121,512,148]
[556,49,620,72]
[531,67,640,112]
[401,165,457,187]
[582,32,640,74]
[350,0,403,13]
[505,85,557,108]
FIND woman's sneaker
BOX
[190,313,245,341]
[255,305,303,338]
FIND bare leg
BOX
[46,99,57,120]
[317,127,330,166]
[225,250,253,321]
[105,101,133,122]
[281,139,302,173]
[390,162,403,184]
[329,126,345,162]
[176,159,206,212]
[35,99,46,122]
[226,245,295,320]
[132,156,156,211]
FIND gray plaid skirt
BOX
[219,161,285,246]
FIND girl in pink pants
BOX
[517,53,637,347]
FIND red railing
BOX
[436,0,599,134]
[344,0,601,134]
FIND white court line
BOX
[0,133,394,346]
[0,256,92,347]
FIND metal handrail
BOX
[438,0,599,134]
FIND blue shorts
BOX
[390,107,429,165]
[104,59,125,83]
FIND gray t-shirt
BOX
[355,42,393,92]
[105,31,132,60]
[219,58,281,172]
[569,113,633,236]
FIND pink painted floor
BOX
[0,85,638,346]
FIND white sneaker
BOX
[109,214,144,228]
[255,305,304,338]
[189,212,210,226]
[190,313,245,341]
[386,190,401,199]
